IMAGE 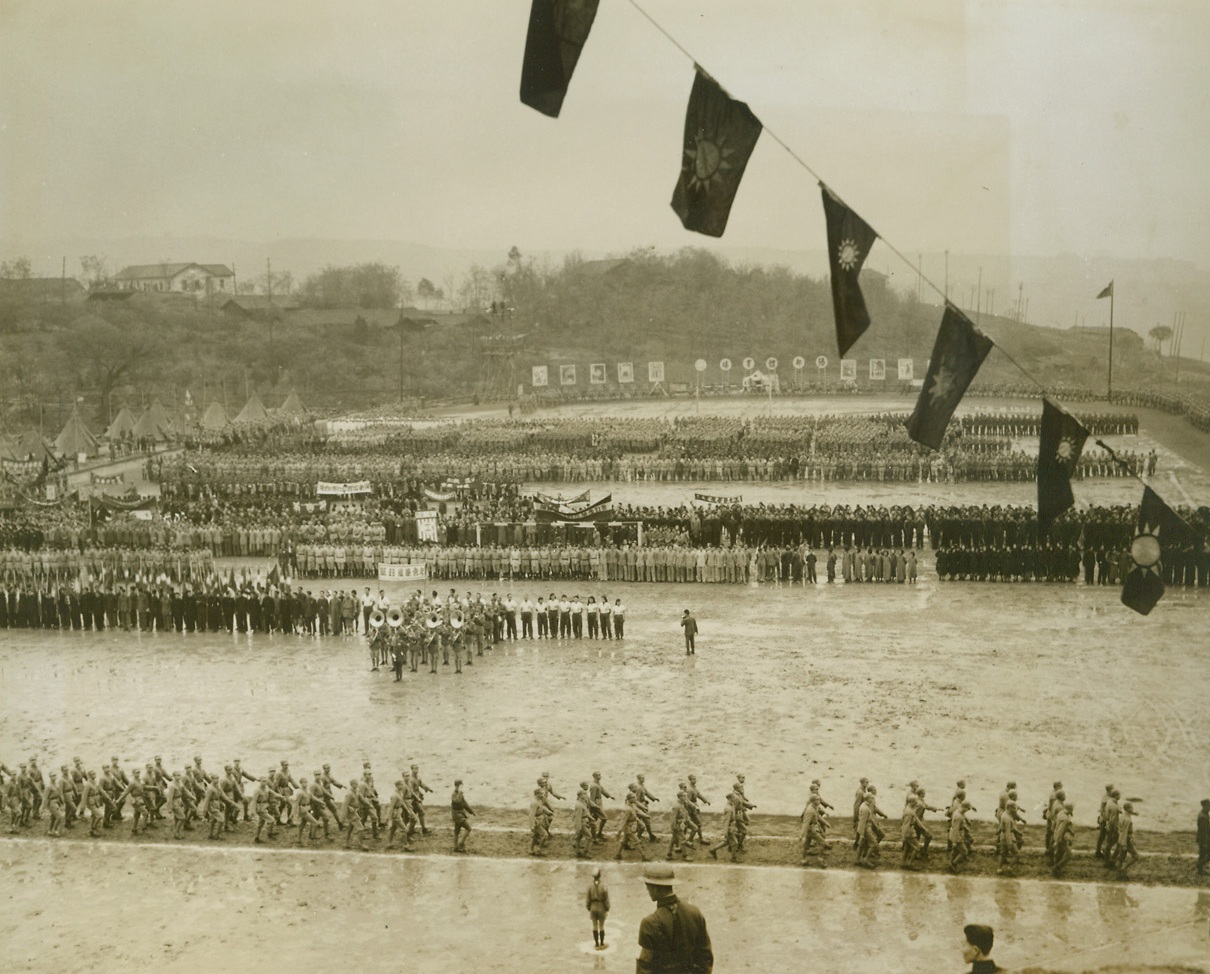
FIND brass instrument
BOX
[450,610,464,629]
[387,608,404,628]
[370,609,386,629]
[426,612,442,629]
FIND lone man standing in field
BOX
[586,866,610,950]
[681,609,698,655]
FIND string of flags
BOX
[516,2,1204,613]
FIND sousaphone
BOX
[387,608,404,628]
[370,609,387,629]
[450,610,465,629]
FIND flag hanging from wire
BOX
[821,184,879,356]
[905,306,993,450]
[670,67,763,238]
[1121,485,1199,615]
[1096,281,1114,299]
[1037,398,1089,534]
[519,0,601,118]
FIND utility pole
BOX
[1017,282,1024,322]
[944,250,949,301]
[976,265,982,320]
[61,256,66,306]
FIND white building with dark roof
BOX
[111,262,234,293]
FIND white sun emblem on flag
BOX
[684,129,734,193]
[928,362,956,403]
[1129,522,1162,573]
[1056,437,1073,464]
[837,238,861,271]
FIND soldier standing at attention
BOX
[635,865,713,974]
[451,779,474,853]
[586,866,610,950]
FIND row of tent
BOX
[0,390,309,462]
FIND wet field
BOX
[2,570,1206,831]
[2,840,1207,973]
[3,394,1208,972]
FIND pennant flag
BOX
[905,306,993,450]
[1121,486,1199,616]
[519,0,600,118]
[1096,281,1114,300]
[670,68,763,238]
[1037,399,1089,533]
[821,184,879,356]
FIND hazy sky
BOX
[2,0,1208,270]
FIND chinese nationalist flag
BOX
[821,184,879,356]
[1121,485,1199,615]
[1096,281,1114,299]
[670,67,763,238]
[519,0,601,118]
[905,306,993,450]
[1037,398,1089,534]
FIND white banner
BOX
[559,364,577,385]
[869,359,886,380]
[589,363,606,384]
[378,563,428,582]
[617,362,634,383]
[316,480,372,496]
[897,358,914,381]
[839,359,857,381]
[531,365,548,387]
[415,510,439,543]
[648,361,665,383]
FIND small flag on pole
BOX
[1121,485,1199,616]
[1096,281,1114,299]
[1037,399,1089,534]
[670,67,763,238]
[905,306,993,450]
[821,184,878,356]
[519,0,601,118]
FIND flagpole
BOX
[1107,287,1114,403]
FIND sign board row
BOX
[532,359,919,386]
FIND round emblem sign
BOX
[694,359,707,372]
[742,357,755,371]
[792,356,805,369]
[816,355,828,369]
[719,358,732,372]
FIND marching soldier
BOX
[589,772,612,841]
[709,792,740,862]
[800,793,827,863]
[1052,801,1074,876]
[451,780,474,853]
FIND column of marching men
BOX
[2,760,1176,879]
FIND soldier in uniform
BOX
[1114,801,1139,875]
[708,792,740,862]
[799,793,827,864]
[585,866,610,950]
[1196,799,1210,876]
[528,786,551,856]
[252,776,285,843]
[451,779,474,853]
[408,763,433,834]
[572,784,592,858]
[948,801,972,873]
[635,865,712,974]
[341,779,369,851]
[45,771,65,837]
[613,792,649,862]
[387,779,415,850]
[589,772,612,841]
[666,790,692,861]
[634,774,660,842]
[1052,801,1074,876]
[685,775,709,844]
[1095,783,1115,859]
